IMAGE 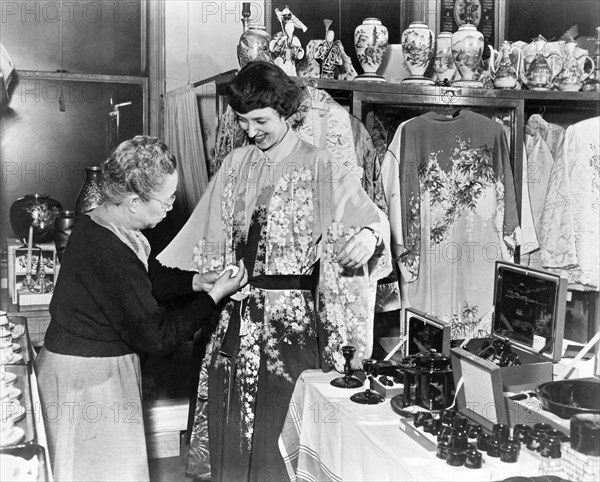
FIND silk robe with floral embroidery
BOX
[157,129,390,481]
[382,110,521,341]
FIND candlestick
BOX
[25,224,34,287]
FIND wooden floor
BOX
[148,432,192,482]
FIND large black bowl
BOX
[536,380,600,419]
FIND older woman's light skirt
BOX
[35,347,149,482]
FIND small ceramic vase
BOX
[237,25,272,68]
[433,31,457,83]
[75,166,105,216]
[451,22,484,87]
[401,21,435,84]
[354,18,389,82]
[53,210,77,262]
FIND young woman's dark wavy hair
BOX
[227,61,302,118]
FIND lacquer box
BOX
[450,261,568,431]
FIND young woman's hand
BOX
[207,260,248,304]
[336,228,379,270]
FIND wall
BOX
[165,0,265,155]
[0,1,145,243]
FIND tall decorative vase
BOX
[237,25,272,68]
[53,210,77,262]
[451,22,484,87]
[401,21,435,84]
[354,18,389,83]
[9,194,62,244]
[434,31,457,83]
[75,166,105,216]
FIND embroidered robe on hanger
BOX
[383,110,520,340]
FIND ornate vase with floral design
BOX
[401,21,435,84]
[451,21,484,87]
[237,25,272,68]
[433,31,457,83]
[9,194,62,244]
[75,166,105,216]
[354,18,389,82]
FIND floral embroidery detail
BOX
[403,194,421,280]
[237,307,261,450]
[419,138,497,245]
[320,222,369,370]
[447,302,490,340]
[265,167,315,273]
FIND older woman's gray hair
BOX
[101,135,177,204]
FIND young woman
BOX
[157,62,391,482]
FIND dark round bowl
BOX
[536,380,600,419]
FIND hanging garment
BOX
[384,110,521,340]
[495,118,539,258]
[523,115,577,271]
[157,129,391,481]
[558,116,600,290]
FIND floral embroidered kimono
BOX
[382,110,521,340]
[157,129,391,481]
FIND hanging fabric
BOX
[163,85,209,216]
[383,109,521,341]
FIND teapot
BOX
[555,38,595,92]
[521,35,564,90]
[488,41,522,89]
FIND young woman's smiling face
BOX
[235,107,288,150]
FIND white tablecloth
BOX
[279,369,540,482]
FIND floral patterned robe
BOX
[382,110,520,341]
[157,129,390,481]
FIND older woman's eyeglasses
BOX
[149,194,176,211]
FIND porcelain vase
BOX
[75,166,105,216]
[9,194,62,244]
[401,21,435,84]
[354,18,389,82]
[237,25,272,68]
[433,31,457,83]
[451,22,484,87]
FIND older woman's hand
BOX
[207,260,249,304]
[335,228,379,270]
[192,271,220,292]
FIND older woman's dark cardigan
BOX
[44,214,217,357]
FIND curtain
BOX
[163,85,209,216]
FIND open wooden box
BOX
[450,261,568,431]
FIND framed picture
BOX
[404,308,451,356]
[436,0,505,48]
[7,242,57,304]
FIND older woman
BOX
[157,62,391,482]
[35,135,247,482]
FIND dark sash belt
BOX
[249,274,313,291]
[219,265,320,358]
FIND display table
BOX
[279,370,541,482]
